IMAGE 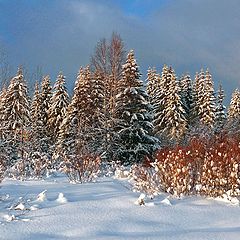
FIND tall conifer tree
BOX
[48,72,69,142]
[114,50,159,165]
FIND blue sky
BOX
[0,0,239,102]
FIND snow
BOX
[56,193,68,204]
[161,197,172,206]
[1,176,240,240]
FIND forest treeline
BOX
[0,34,239,196]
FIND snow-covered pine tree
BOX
[88,69,105,153]
[153,64,170,138]
[0,85,7,129]
[215,84,226,132]
[48,72,69,143]
[146,67,160,118]
[114,50,159,165]
[153,66,187,144]
[0,85,8,171]
[159,67,187,143]
[227,89,240,135]
[146,67,158,98]
[30,81,50,177]
[188,69,216,139]
[40,75,52,127]
[190,72,200,126]
[38,75,52,156]
[195,69,206,123]
[31,81,46,151]
[180,73,194,126]
[200,69,216,128]
[228,89,240,120]
[0,67,31,171]
[57,68,86,158]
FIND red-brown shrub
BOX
[199,136,240,197]
[131,134,240,198]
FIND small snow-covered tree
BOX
[114,50,159,165]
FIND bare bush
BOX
[61,153,101,183]
[130,163,160,197]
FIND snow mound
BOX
[4,214,16,222]
[161,197,172,206]
[214,193,239,206]
[21,218,30,222]
[135,193,145,206]
[36,190,47,202]
[56,193,68,204]
[30,205,39,211]
[145,202,155,207]
[14,202,25,211]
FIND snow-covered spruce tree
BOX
[146,67,161,118]
[190,72,200,126]
[57,68,84,159]
[201,69,216,128]
[0,85,7,129]
[0,85,8,179]
[31,82,45,148]
[188,69,216,140]
[153,64,170,140]
[146,67,158,99]
[161,68,187,143]
[87,69,105,153]
[39,75,52,154]
[228,89,240,120]
[30,82,50,177]
[48,72,69,143]
[114,50,159,165]
[0,67,31,177]
[40,75,52,127]
[227,89,240,135]
[56,68,101,182]
[179,73,194,127]
[195,69,205,123]
[153,66,187,144]
[215,84,226,133]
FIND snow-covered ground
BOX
[1,175,240,240]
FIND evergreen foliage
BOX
[0,67,31,171]
[114,50,159,165]
[215,84,226,132]
[153,66,187,144]
[48,72,69,142]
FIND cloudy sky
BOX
[0,0,239,102]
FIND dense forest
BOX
[0,34,239,197]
